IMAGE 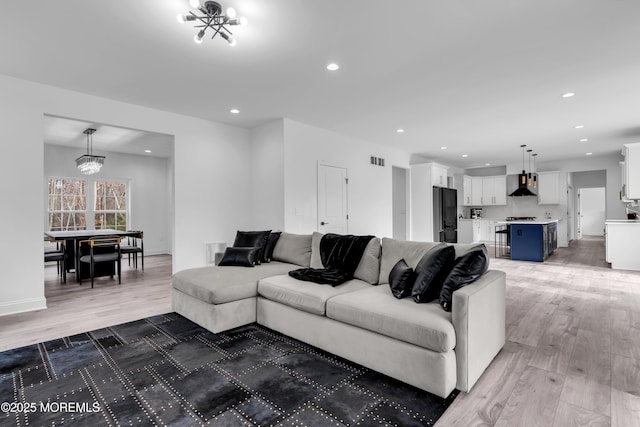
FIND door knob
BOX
[320,221,329,225]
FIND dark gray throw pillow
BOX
[262,231,281,263]
[411,243,455,303]
[234,230,271,264]
[389,259,416,299]
[218,247,261,267]
[439,244,489,312]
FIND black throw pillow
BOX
[234,230,271,264]
[262,231,281,263]
[218,247,261,267]
[439,244,489,312]
[411,244,456,303]
[389,259,416,299]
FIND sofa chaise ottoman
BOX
[171,232,506,398]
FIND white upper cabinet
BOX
[431,163,448,187]
[625,143,640,200]
[537,171,560,204]
[463,175,472,206]
[463,175,506,206]
[481,176,507,205]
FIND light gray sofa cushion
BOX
[257,274,370,316]
[171,261,296,304]
[310,232,324,268]
[379,238,441,285]
[272,232,312,267]
[310,232,381,285]
[326,285,456,352]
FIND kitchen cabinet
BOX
[463,175,472,206]
[462,175,507,206]
[605,220,640,270]
[623,143,640,199]
[481,176,507,205]
[431,163,448,188]
[458,219,482,243]
[538,171,560,204]
[510,220,558,262]
[471,177,483,205]
[409,162,449,242]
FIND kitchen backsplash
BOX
[461,196,567,220]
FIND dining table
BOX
[44,229,142,282]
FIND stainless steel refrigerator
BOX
[433,187,457,243]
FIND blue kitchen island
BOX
[510,220,558,262]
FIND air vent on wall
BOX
[370,156,385,167]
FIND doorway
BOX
[317,163,348,234]
[578,187,606,237]
[392,166,408,240]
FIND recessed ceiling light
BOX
[327,63,340,71]
[230,108,240,114]
[575,125,585,129]
[462,154,468,158]
[561,92,575,98]
[586,152,593,156]
[144,150,152,153]
[579,138,588,142]
[440,146,447,150]
[396,129,404,133]
[485,163,491,166]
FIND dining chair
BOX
[44,240,66,283]
[78,236,122,288]
[120,231,144,270]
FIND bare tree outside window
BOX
[48,178,87,231]
[95,181,127,231]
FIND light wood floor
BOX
[437,237,640,427]
[2,240,639,426]
[0,254,173,352]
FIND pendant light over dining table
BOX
[75,128,104,175]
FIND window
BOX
[47,178,87,231]
[94,180,128,231]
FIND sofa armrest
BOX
[452,269,506,392]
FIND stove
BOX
[505,216,536,221]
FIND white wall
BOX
[282,118,411,237]
[250,120,285,231]
[0,74,252,316]
[44,144,172,255]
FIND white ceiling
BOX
[43,116,174,158]
[3,0,640,167]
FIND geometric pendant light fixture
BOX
[75,128,104,175]
[177,0,247,46]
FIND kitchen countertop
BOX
[503,220,558,225]
[605,219,640,224]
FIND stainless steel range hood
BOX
[508,173,537,197]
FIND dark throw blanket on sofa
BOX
[289,233,374,286]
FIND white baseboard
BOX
[0,297,47,317]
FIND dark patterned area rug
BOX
[0,313,457,426]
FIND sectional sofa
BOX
[171,232,506,398]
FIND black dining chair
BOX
[120,231,144,270]
[44,240,66,283]
[78,236,122,288]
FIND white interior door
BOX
[579,187,606,237]
[318,164,348,234]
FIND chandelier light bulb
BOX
[194,30,205,44]
[180,1,245,45]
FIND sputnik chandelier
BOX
[177,0,247,46]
